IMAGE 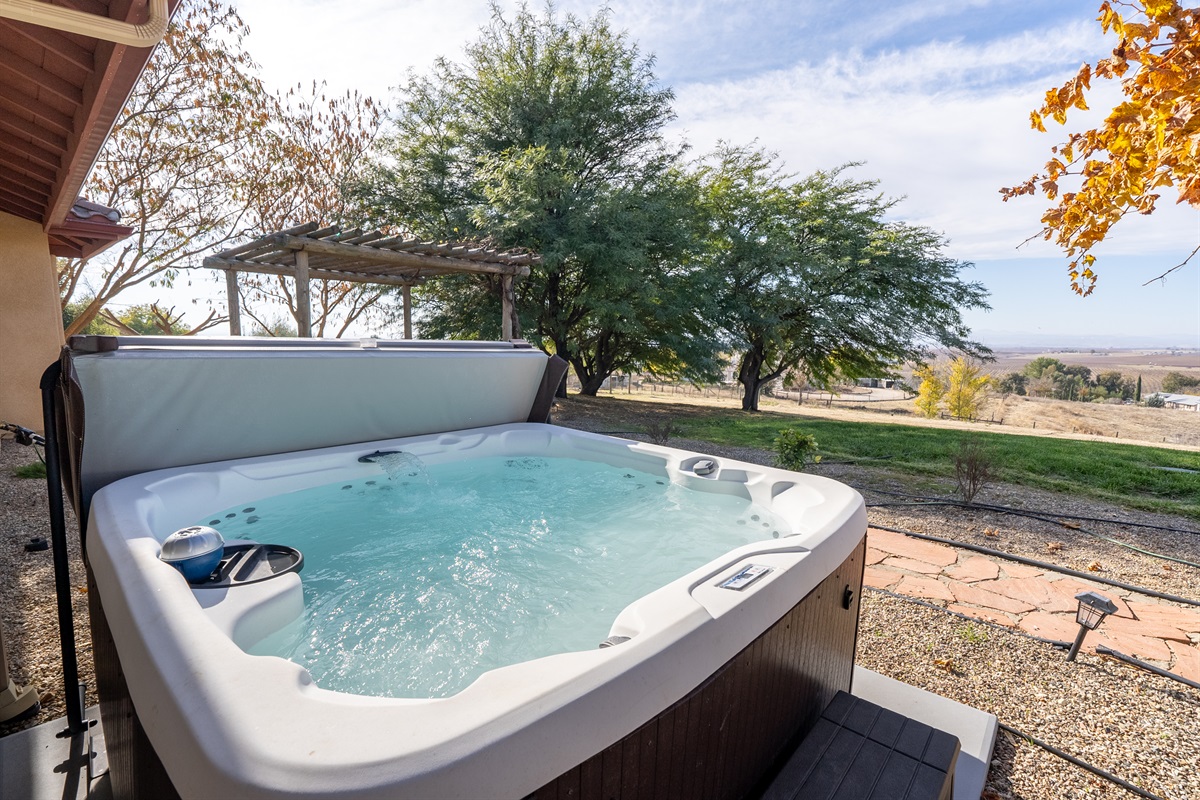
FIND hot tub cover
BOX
[49,336,566,534]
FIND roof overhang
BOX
[0,0,181,234]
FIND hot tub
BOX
[54,338,866,799]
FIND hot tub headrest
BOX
[51,336,568,532]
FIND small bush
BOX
[14,461,47,479]
[953,439,992,505]
[1146,394,1166,408]
[642,417,677,445]
[775,428,821,471]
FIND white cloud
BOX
[669,22,1193,263]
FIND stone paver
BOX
[894,575,955,603]
[864,526,1198,679]
[944,556,999,583]
[948,604,1015,628]
[866,529,959,567]
[864,565,898,589]
[997,562,1044,579]
[1095,630,1173,663]
[1166,642,1200,683]
[1018,612,1080,642]
[1099,613,1191,643]
[882,556,943,575]
[989,577,1071,612]
[1126,600,1200,635]
[1048,578,1134,618]
[950,582,1036,615]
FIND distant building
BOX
[1150,392,1200,411]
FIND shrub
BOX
[953,439,992,505]
[1146,394,1166,408]
[642,417,677,445]
[775,428,821,471]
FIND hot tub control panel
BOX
[719,564,772,590]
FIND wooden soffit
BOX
[0,0,181,229]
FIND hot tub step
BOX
[761,691,960,800]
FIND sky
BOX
[132,0,1200,347]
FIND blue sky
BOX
[151,0,1200,346]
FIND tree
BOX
[1002,1,1200,293]
[913,364,946,417]
[359,4,719,392]
[1095,369,1136,399]
[1023,356,1067,379]
[1162,371,1200,392]
[697,145,990,411]
[995,372,1028,395]
[59,0,280,335]
[235,83,388,337]
[945,357,991,420]
[60,1,384,339]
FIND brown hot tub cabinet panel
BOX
[88,569,181,800]
[529,537,867,800]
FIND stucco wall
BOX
[0,211,64,431]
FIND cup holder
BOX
[190,543,303,588]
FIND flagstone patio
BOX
[864,528,1200,682]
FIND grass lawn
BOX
[606,401,1200,519]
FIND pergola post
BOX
[501,274,514,340]
[295,249,312,337]
[402,284,412,339]
[224,269,241,336]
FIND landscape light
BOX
[1066,591,1118,662]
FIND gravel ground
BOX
[4,399,1198,798]
[0,441,95,738]
[552,396,1200,800]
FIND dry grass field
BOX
[601,382,1200,449]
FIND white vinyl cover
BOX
[70,341,549,509]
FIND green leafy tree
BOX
[1095,370,1136,400]
[995,372,1027,395]
[697,145,989,411]
[1023,356,1066,380]
[358,4,718,392]
[913,364,947,418]
[945,357,990,419]
[1162,371,1200,393]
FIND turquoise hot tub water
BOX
[200,454,782,699]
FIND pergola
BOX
[203,222,536,338]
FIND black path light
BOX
[1066,591,1119,662]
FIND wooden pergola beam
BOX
[203,256,425,288]
[206,222,535,340]
[268,234,532,276]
